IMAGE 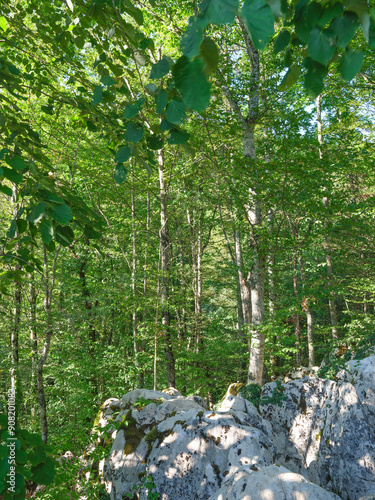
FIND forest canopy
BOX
[1,0,375,497]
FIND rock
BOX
[162,387,182,397]
[57,450,75,464]
[260,377,375,499]
[186,394,208,409]
[207,464,341,500]
[104,395,274,499]
[121,389,172,409]
[283,366,319,382]
[337,355,375,434]
[359,496,375,500]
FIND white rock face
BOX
[207,464,342,500]
[338,355,375,434]
[103,391,274,500]
[260,377,375,500]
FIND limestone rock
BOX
[260,377,375,499]
[162,387,182,397]
[121,389,172,409]
[337,355,375,434]
[104,395,274,499]
[207,464,341,500]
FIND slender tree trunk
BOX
[299,256,315,367]
[37,245,60,443]
[317,94,338,339]
[29,268,38,421]
[158,150,175,388]
[293,250,302,366]
[131,186,143,388]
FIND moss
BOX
[212,463,222,487]
[121,410,146,456]
[227,383,244,397]
[315,429,323,442]
[170,410,177,417]
[299,395,307,415]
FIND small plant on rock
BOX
[239,384,261,407]
[260,380,287,407]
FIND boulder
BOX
[337,355,375,434]
[207,464,341,500]
[260,377,375,499]
[104,391,274,500]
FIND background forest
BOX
[1,0,375,497]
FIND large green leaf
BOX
[39,220,54,244]
[27,203,46,224]
[166,100,186,125]
[0,184,12,197]
[168,129,190,145]
[199,37,219,74]
[123,97,145,119]
[330,12,359,48]
[181,17,207,59]
[201,0,240,25]
[155,89,168,114]
[241,0,275,50]
[278,65,301,90]
[150,57,170,79]
[91,85,103,106]
[114,146,131,163]
[114,164,128,184]
[308,28,336,66]
[55,226,74,247]
[338,49,364,80]
[173,57,210,113]
[6,156,28,171]
[146,135,164,150]
[273,29,291,54]
[31,458,56,485]
[125,123,144,143]
[51,204,72,224]
[2,167,22,184]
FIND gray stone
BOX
[207,464,342,500]
[104,405,274,499]
[260,377,375,499]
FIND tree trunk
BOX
[317,94,338,340]
[158,150,175,388]
[299,256,315,367]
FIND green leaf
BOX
[181,17,207,59]
[274,29,291,54]
[31,458,56,485]
[150,58,170,79]
[0,184,12,196]
[39,220,54,244]
[146,135,164,150]
[16,219,27,234]
[338,49,364,80]
[39,190,64,204]
[15,449,28,465]
[125,123,144,143]
[330,12,359,48]
[27,203,46,224]
[168,129,190,145]
[173,57,210,113]
[0,16,8,32]
[55,226,74,247]
[6,157,28,171]
[199,37,219,74]
[266,0,281,17]
[304,70,324,97]
[308,28,336,66]
[41,105,54,115]
[202,0,240,25]
[241,0,275,50]
[166,100,186,125]
[114,163,128,184]
[160,119,174,132]
[155,89,168,114]
[101,75,117,86]
[139,159,153,175]
[91,86,103,106]
[2,167,22,184]
[145,83,157,94]
[7,219,17,239]
[123,97,145,119]
[51,204,72,224]
[84,226,101,239]
[278,65,301,90]
[114,146,131,163]
[318,2,344,27]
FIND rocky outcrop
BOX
[260,377,375,500]
[103,389,274,500]
[207,464,341,500]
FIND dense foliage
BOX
[1,0,375,497]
